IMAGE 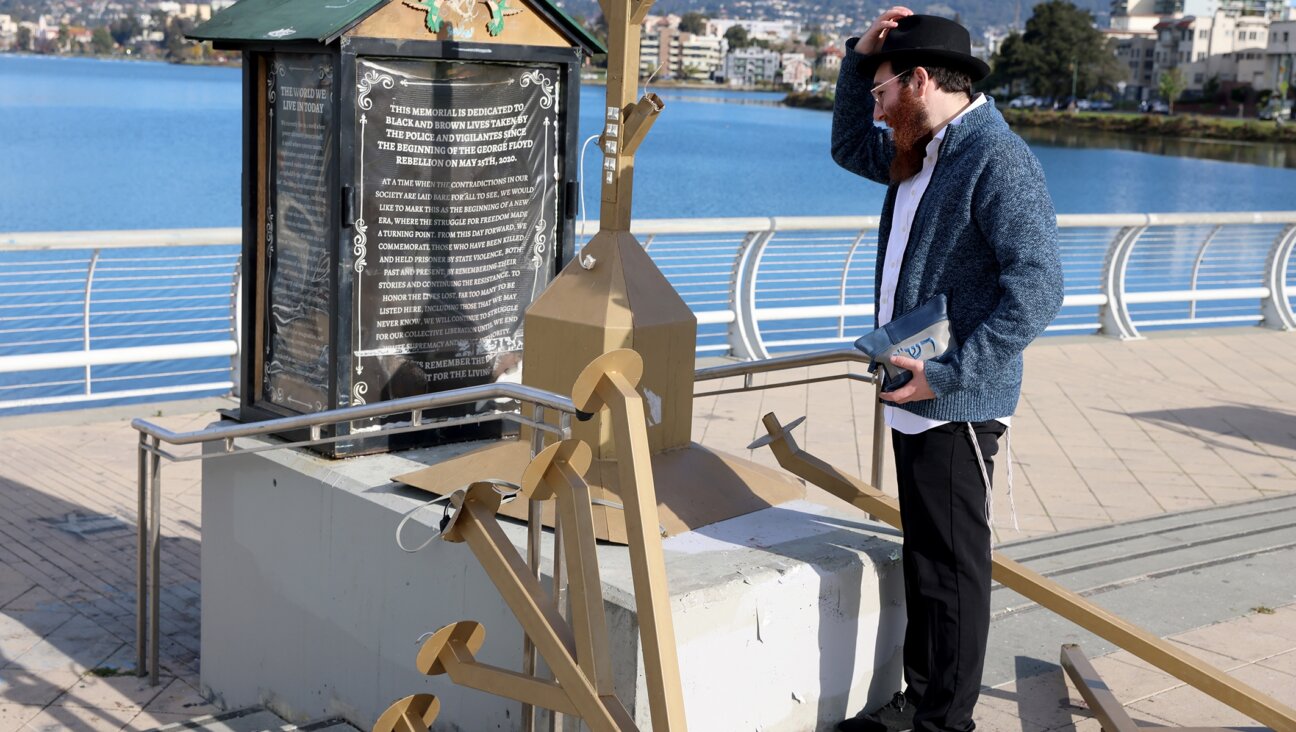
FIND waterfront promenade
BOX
[0,327,1294,730]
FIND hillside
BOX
[554,0,1111,36]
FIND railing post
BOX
[148,437,162,686]
[1099,225,1145,340]
[136,431,149,678]
[728,226,775,360]
[837,229,871,338]
[83,249,101,395]
[1262,224,1296,331]
[871,374,886,494]
[1188,224,1223,320]
[230,257,243,398]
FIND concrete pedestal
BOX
[200,439,906,731]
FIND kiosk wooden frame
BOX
[188,0,603,455]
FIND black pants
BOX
[891,420,1005,732]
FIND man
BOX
[831,8,1064,732]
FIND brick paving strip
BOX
[0,328,1294,730]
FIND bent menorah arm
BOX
[757,412,1296,732]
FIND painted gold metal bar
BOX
[760,413,900,528]
[573,350,688,731]
[523,440,615,695]
[597,0,657,229]
[553,460,615,694]
[757,412,1296,732]
[1059,644,1140,732]
[442,641,580,717]
[372,693,440,732]
[453,496,628,732]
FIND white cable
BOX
[1005,426,1019,531]
[577,133,601,269]
[395,493,456,553]
[966,422,994,528]
[394,480,523,553]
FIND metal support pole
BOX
[522,405,547,732]
[870,374,885,493]
[550,410,569,732]
[548,512,564,732]
[148,437,162,686]
[136,432,149,677]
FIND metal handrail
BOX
[128,344,891,688]
[130,381,581,686]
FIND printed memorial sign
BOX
[264,53,335,413]
[348,57,559,407]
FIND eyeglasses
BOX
[870,70,910,104]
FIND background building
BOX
[719,46,780,86]
[640,26,728,80]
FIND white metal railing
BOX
[1,229,241,412]
[2,212,1294,412]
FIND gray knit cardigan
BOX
[831,40,1065,423]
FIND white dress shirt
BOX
[877,94,1010,435]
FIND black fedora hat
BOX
[859,15,990,82]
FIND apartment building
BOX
[719,46,781,85]
[781,52,813,90]
[1115,0,1289,17]
[1265,20,1295,93]
[1155,12,1271,90]
[640,27,728,80]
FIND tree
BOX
[678,11,707,35]
[1202,74,1221,104]
[1230,85,1250,117]
[1158,68,1184,114]
[723,24,751,49]
[988,1,1126,101]
[16,25,31,52]
[91,26,115,54]
[164,16,194,61]
[805,27,827,48]
[109,15,141,47]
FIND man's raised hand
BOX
[856,6,914,56]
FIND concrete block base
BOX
[200,439,905,731]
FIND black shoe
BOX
[836,691,916,732]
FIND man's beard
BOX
[888,89,934,184]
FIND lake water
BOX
[3,54,1296,233]
[2,55,1293,414]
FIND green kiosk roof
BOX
[188,0,606,54]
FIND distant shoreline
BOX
[778,91,1296,145]
[1003,109,1296,145]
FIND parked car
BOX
[1258,100,1293,121]
[1008,95,1038,109]
[1089,99,1115,111]
[1140,100,1170,114]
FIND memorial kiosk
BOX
[189,0,603,455]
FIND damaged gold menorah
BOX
[375,350,686,732]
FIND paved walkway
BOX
[0,328,1294,730]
